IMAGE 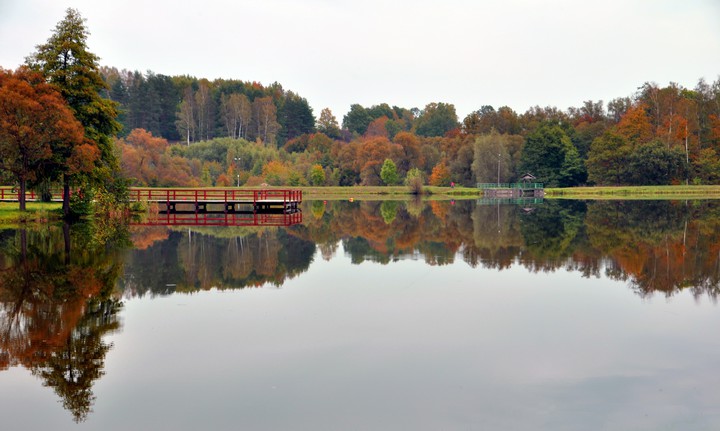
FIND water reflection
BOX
[0,223,127,422]
[3,199,720,425]
[123,199,720,300]
[123,226,315,294]
[136,210,303,227]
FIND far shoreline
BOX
[4,184,720,226]
[544,185,720,200]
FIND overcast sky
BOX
[1,0,719,121]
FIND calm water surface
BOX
[1,199,720,430]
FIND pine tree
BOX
[26,8,123,215]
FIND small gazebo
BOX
[519,173,536,185]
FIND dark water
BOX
[2,199,720,430]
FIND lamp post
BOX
[497,152,501,187]
[233,157,241,187]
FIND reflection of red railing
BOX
[132,211,303,227]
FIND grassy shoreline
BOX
[545,185,720,199]
[301,185,720,200]
[0,202,62,227]
[297,186,480,200]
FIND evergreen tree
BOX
[520,123,586,187]
[343,104,373,135]
[148,73,181,141]
[278,91,315,142]
[26,8,123,215]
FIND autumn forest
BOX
[105,69,720,190]
[1,8,720,199]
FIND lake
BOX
[1,199,720,430]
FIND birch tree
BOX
[176,87,196,145]
[252,96,280,144]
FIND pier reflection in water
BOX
[135,210,303,227]
[2,199,720,430]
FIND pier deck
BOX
[129,188,302,214]
[0,187,303,215]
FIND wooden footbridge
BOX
[129,188,302,215]
[1,187,303,215]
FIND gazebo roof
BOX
[520,173,536,181]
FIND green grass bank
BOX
[0,202,62,227]
[545,185,720,199]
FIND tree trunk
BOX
[63,175,71,218]
[63,221,71,265]
[685,122,689,185]
[19,179,26,211]
[20,228,27,261]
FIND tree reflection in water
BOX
[3,199,720,422]
[0,222,127,422]
[125,199,720,300]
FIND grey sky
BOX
[1,0,719,121]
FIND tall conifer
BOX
[26,8,123,215]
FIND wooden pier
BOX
[128,188,302,214]
[0,187,303,215]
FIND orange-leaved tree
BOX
[116,128,168,185]
[429,161,452,186]
[616,103,654,146]
[262,160,290,185]
[0,67,85,210]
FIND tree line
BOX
[111,76,720,189]
[2,8,720,202]
[100,68,315,146]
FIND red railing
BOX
[128,188,302,204]
[0,187,69,202]
[0,186,302,205]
